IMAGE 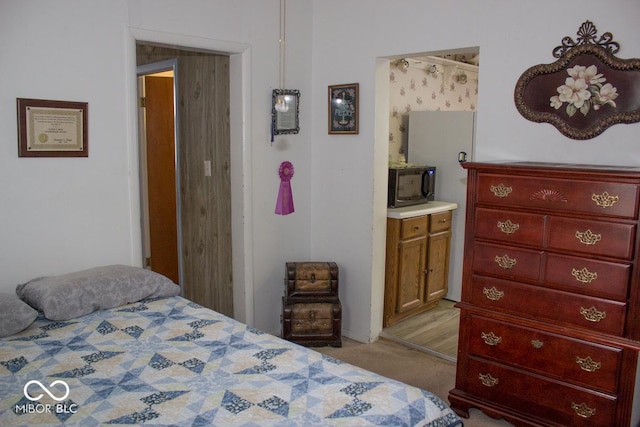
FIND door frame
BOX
[136,59,183,287]
[127,28,254,325]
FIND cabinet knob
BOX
[495,254,516,269]
[490,183,512,198]
[591,191,619,208]
[571,402,596,419]
[481,331,502,346]
[576,355,601,372]
[571,267,598,284]
[478,373,499,387]
[580,306,606,322]
[483,287,504,301]
[575,229,601,245]
[497,219,519,234]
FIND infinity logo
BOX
[23,380,70,402]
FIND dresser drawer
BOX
[476,174,639,219]
[464,357,617,427]
[474,208,545,246]
[472,242,543,281]
[401,215,429,239]
[468,315,622,394]
[547,216,635,260]
[470,275,627,336]
[545,254,630,302]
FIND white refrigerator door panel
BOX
[407,111,475,302]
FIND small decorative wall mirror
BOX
[514,20,640,139]
[272,89,300,135]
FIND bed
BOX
[0,265,462,426]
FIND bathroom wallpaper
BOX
[388,57,478,164]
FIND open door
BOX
[138,66,180,284]
[137,46,233,317]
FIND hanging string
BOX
[279,0,286,91]
[273,0,287,145]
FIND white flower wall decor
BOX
[515,20,640,140]
[550,65,619,117]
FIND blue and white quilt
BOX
[0,296,461,426]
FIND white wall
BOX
[1,0,639,342]
[0,1,135,283]
[309,0,640,342]
[0,0,314,335]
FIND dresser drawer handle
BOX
[478,373,499,387]
[495,254,516,269]
[438,218,448,224]
[591,191,619,208]
[580,306,606,322]
[483,287,504,301]
[575,229,601,246]
[490,183,512,198]
[481,332,502,346]
[497,219,519,234]
[531,339,544,349]
[576,355,602,372]
[571,402,596,419]
[571,267,598,284]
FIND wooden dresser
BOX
[449,162,640,427]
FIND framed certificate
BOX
[17,98,88,157]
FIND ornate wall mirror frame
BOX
[514,20,640,139]
[272,89,300,135]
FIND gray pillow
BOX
[16,265,180,321]
[0,293,38,338]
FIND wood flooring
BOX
[380,299,459,362]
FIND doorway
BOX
[136,43,234,318]
[380,48,479,360]
[137,61,180,285]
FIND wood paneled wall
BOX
[137,44,233,317]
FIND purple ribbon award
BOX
[275,161,295,215]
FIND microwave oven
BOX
[388,165,436,208]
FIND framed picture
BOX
[328,83,359,134]
[272,89,300,135]
[17,98,88,157]
[514,20,640,140]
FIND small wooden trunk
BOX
[282,300,342,347]
[285,262,338,298]
[282,262,342,347]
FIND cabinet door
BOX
[396,235,428,313]
[426,230,451,302]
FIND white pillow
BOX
[16,265,180,321]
